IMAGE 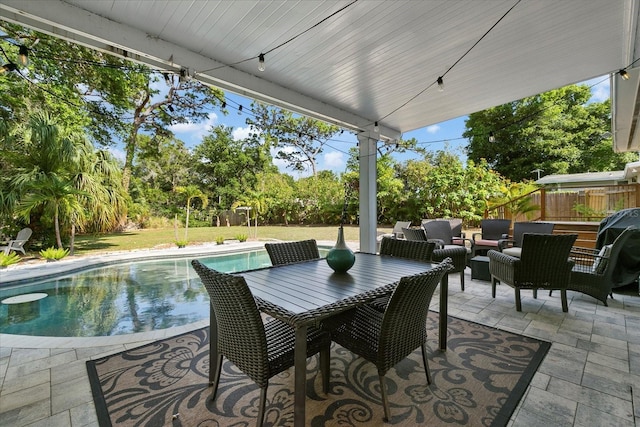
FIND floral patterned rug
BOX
[87,313,549,426]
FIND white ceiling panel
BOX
[1,0,639,150]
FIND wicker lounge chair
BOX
[567,225,640,306]
[191,260,331,427]
[488,233,577,312]
[264,239,321,265]
[423,218,465,243]
[323,260,453,422]
[497,222,555,257]
[472,219,511,256]
[422,220,471,290]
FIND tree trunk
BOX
[184,204,190,241]
[69,222,75,255]
[54,209,63,249]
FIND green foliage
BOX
[191,125,276,211]
[487,182,540,219]
[0,252,21,267]
[464,85,636,181]
[392,150,505,225]
[39,246,70,261]
[215,235,225,245]
[175,240,188,248]
[572,202,605,220]
[235,234,248,242]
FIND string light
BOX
[619,69,629,80]
[18,45,28,66]
[0,62,17,73]
[437,76,444,92]
[258,53,265,72]
[488,132,495,142]
[373,121,379,132]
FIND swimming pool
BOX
[0,249,326,337]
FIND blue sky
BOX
[115,75,611,178]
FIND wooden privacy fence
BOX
[487,183,640,223]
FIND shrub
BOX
[215,236,225,245]
[39,247,70,261]
[0,252,21,268]
[176,240,189,248]
[235,234,248,242]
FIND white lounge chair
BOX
[1,227,32,255]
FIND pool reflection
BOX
[0,250,278,337]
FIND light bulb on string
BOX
[488,132,496,143]
[258,53,265,72]
[0,63,17,74]
[619,69,630,80]
[18,45,28,66]
[437,76,444,92]
[373,121,379,132]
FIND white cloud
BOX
[323,150,344,168]
[426,124,440,134]
[169,113,218,144]
[232,126,252,140]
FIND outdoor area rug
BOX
[86,312,550,427]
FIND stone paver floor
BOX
[1,246,639,426]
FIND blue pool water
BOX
[0,249,324,338]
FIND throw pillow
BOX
[591,244,613,274]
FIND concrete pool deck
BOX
[1,242,639,426]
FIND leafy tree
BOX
[254,172,297,225]
[131,134,193,220]
[464,85,636,181]
[0,22,225,192]
[296,171,344,224]
[246,103,340,176]
[192,125,276,210]
[395,150,505,224]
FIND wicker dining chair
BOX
[488,233,577,312]
[264,239,321,265]
[191,260,331,427]
[369,237,436,311]
[324,260,453,422]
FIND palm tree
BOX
[232,191,268,239]
[17,175,87,248]
[175,185,208,241]
[4,111,127,251]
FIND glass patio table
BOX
[226,252,450,427]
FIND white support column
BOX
[357,133,378,254]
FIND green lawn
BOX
[69,225,381,256]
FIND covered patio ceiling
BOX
[1,0,639,151]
